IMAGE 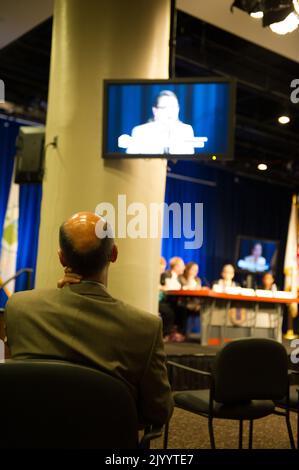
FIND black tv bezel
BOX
[234,235,280,275]
[102,77,236,161]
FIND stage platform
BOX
[165,336,299,391]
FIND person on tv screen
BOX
[118,90,196,155]
[237,242,268,273]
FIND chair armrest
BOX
[139,426,163,449]
[167,360,211,377]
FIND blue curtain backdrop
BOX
[0,117,19,246]
[162,161,292,289]
[0,114,42,307]
[15,183,42,292]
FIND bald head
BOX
[59,212,115,277]
[62,212,102,253]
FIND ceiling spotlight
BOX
[231,1,264,14]
[231,0,299,35]
[250,11,264,18]
[294,0,299,15]
[258,163,268,171]
[269,12,299,35]
[278,115,290,124]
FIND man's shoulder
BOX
[5,287,161,332]
[116,299,161,328]
[6,288,59,309]
[8,288,59,302]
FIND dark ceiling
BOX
[0,18,52,119]
[175,11,299,188]
[0,10,298,187]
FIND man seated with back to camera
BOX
[4,212,173,428]
[161,256,188,342]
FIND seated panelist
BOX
[159,256,167,297]
[213,264,238,289]
[159,256,175,339]
[160,256,187,341]
[180,262,201,290]
[179,262,202,313]
[261,272,278,292]
[4,212,173,427]
[161,256,185,291]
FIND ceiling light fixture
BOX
[278,115,290,124]
[258,163,268,171]
[231,0,299,34]
[250,11,264,18]
[293,0,299,15]
[269,12,299,34]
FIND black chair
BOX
[274,370,299,449]
[164,338,295,449]
[0,360,161,449]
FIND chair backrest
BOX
[0,360,139,449]
[212,338,288,404]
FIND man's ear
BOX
[58,248,67,267]
[110,244,118,263]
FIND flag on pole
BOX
[0,181,19,299]
[284,194,299,295]
[283,194,298,339]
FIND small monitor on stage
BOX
[235,236,279,274]
[103,78,236,160]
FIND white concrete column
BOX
[35,0,170,313]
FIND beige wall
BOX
[35,0,171,314]
[0,0,53,49]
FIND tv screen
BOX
[235,236,279,274]
[103,78,236,160]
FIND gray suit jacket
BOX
[4,282,173,426]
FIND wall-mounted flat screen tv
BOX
[103,78,236,160]
[235,236,279,274]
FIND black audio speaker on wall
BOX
[14,126,45,183]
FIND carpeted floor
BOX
[151,408,298,449]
